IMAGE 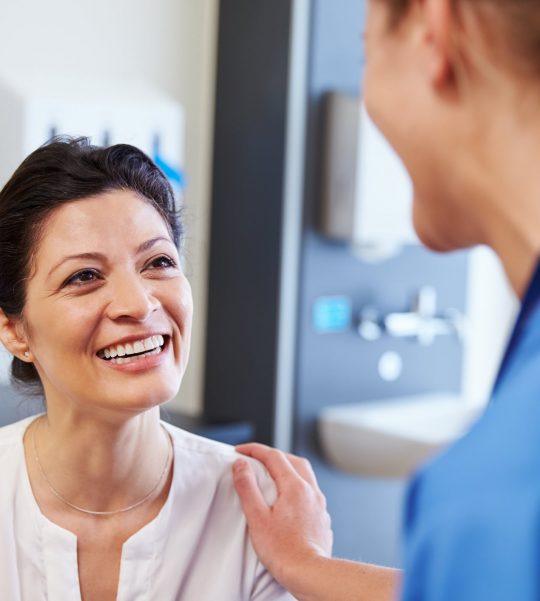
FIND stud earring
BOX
[24,351,30,358]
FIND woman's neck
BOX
[471,143,540,299]
[29,406,171,514]
[455,87,540,299]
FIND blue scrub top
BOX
[401,260,540,600]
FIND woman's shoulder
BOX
[163,422,278,505]
[0,417,32,502]
[163,421,237,460]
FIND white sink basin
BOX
[319,393,482,478]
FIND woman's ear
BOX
[0,309,31,361]
[422,0,456,88]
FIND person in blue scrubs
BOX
[231,0,540,599]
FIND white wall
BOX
[463,246,518,406]
[0,0,219,414]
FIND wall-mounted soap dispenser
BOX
[320,92,416,260]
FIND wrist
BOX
[278,552,331,601]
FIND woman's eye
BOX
[147,255,177,270]
[63,269,100,287]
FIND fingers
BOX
[232,458,270,524]
[235,443,303,495]
[286,454,320,490]
[236,443,320,490]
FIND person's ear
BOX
[0,309,32,362]
[421,0,456,88]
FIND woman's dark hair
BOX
[0,136,183,394]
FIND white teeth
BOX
[109,346,163,364]
[99,335,166,360]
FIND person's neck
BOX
[33,405,170,514]
[485,208,540,300]
[456,87,540,298]
[473,148,540,299]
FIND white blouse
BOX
[0,415,295,601]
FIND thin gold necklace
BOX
[32,417,173,517]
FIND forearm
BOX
[284,556,401,601]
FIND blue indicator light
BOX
[313,296,352,333]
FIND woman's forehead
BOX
[34,192,173,264]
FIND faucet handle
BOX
[414,286,437,318]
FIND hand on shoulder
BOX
[232,443,332,597]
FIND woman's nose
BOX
[105,275,160,322]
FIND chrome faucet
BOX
[357,286,466,346]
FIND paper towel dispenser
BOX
[320,92,416,260]
[0,70,185,192]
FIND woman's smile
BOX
[97,334,172,372]
[97,333,166,360]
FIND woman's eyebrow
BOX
[47,252,105,278]
[47,237,173,278]
[136,236,173,254]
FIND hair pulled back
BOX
[0,137,182,394]
[383,0,540,76]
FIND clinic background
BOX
[0,0,519,567]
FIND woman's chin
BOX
[415,228,453,253]
[415,224,473,254]
[412,204,466,253]
[100,381,182,415]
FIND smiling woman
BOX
[0,138,292,601]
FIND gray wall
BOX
[292,0,468,566]
[204,0,292,444]
[0,385,42,427]
[202,0,468,568]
